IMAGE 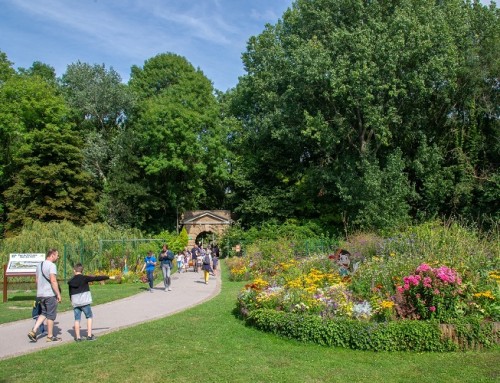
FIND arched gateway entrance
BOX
[180,210,233,248]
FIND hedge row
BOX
[244,309,499,352]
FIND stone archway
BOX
[180,210,233,248]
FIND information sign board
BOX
[6,253,45,274]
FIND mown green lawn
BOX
[0,263,498,383]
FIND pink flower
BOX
[404,275,421,287]
[416,263,432,273]
[433,289,440,295]
[403,283,410,290]
[434,266,460,284]
[423,277,432,288]
[429,306,436,312]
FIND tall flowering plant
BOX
[394,263,464,322]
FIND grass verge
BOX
[0,262,498,383]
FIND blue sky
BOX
[0,0,292,91]
[1,0,494,92]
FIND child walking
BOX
[31,298,46,335]
[67,263,115,341]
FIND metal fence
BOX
[62,238,165,281]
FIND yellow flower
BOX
[286,275,306,290]
[473,290,495,300]
[279,260,297,271]
[253,277,268,289]
[488,270,500,283]
[380,300,395,309]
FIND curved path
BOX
[0,269,221,360]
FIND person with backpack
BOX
[27,248,62,343]
[158,244,175,291]
[201,248,212,285]
[31,298,46,336]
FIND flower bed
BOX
[230,223,500,351]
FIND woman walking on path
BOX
[158,244,174,291]
[202,251,212,285]
[141,251,157,292]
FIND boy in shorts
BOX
[67,263,115,341]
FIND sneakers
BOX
[168,287,172,291]
[27,330,37,342]
[46,336,62,342]
[87,335,96,341]
[75,338,83,342]
[164,287,168,292]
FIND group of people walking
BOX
[141,243,220,291]
[28,248,115,343]
[27,243,219,344]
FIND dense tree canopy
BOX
[105,53,229,231]
[227,0,499,229]
[0,71,97,234]
[0,0,498,236]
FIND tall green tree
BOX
[228,0,499,230]
[107,53,228,231]
[0,51,16,232]
[60,62,133,188]
[0,74,97,234]
[0,51,15,83]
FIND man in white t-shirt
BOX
[27,249,62,343]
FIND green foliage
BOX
[0,74,98,233]
[338,150,411,230]
[245,309,497,351]
[0,220,144,273]
[228,0,500,231]
[153,227,188,253]
[0,50,15,82]
[61,61,131,134]
[60,61,136,225]
[220,220,330,256]
[106,53,229,232]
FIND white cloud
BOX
[3,0,292,90]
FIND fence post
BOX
[63,244,67,281]
[80,237,84,265]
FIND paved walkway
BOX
[0,269,221,360]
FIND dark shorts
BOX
[39,296,58,320]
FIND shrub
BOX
[394,264,464,322]
[245,309,498,351]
